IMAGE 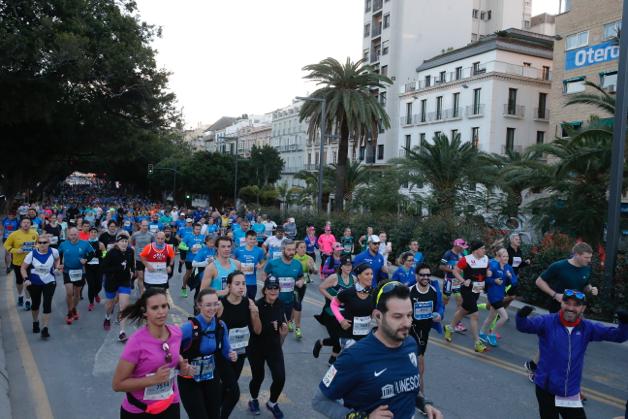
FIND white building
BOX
[399,29,553,155]
[361,0,533,163]
[271,101,309,187]
[212,114,271,155]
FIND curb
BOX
[0,313,13,419]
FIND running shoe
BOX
[6,267,11,275]
[287,321,294,332]
[479,333,489,345]
[118,331,128,342]
[103,318,111,331]
[487,334,498,347]
[474,340,489,353]
[454,322,467,333]
[88,303,95,311]
[65,313,73,325]
[266,402,284,419]
[477,303,487,311]
[32,321,40,334]
[17,296,23,307]
[524,360,536,383]
[180,288,188,298]
[248,399,261,416]
[24,300,31,311]
[95,295,101,303]
[41,327,50,339]
[313,340,322,358]
[328,355,336,366]
[444,325,453,342]
[295,327,302,340]
[416,397,432,416]
[489,329,502,339]
[72,308,80,320]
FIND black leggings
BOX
[536,386,587,419]
[178,376,221,419]
[120,403,179,419]
[322,314,342,353]
[218,354,246,419]
[248,346,285,404]
[27,282,56,314]
[85,265,102,304]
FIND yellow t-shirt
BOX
[3,229,39,266]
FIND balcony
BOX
[372,24,382,37]
[370,49,381,63]
[466,104,485,118]
[503,104,525,119]
[403,61,552,93]
[501,145,523,154]
[534,108,550,121]
[373,0,383,12]
[400,115,414,126]
[303,163,319,171]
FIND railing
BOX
[372,24,382,37]
[501,145,524,154]
[371,50,381,63]
[400,115,413,126]
[503,104,525,118]
[373,0,383,12]
[466,104,485,117]
[303,163,319,171]
[534,108,550,121]
[402,60,553,93]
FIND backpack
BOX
[180,317,224,361]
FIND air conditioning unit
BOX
[607,84,616,93]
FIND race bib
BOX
[241,262,254,275]
[352,316,372,336]
[229,327,250,354]
[149,225,159,233]
[143,368,176,400]
[22,242,35,252]
[472,281,485,294]
[413,301,433,321]
[512,256,522,268]
[190,354,215,382]
[279,277,294,293]
[49,236,59,245]
[272,251,282,260]
[34,266,50,277]
[107,243,115,250]
[69,269,83,282]
[145,262,168,284]
[124,221,131,227]
[555,395,583,408]
[88,257,99,265]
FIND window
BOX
[379,91,387,105]
[434,131,441,138]
[439,71,446,83]
[420,99,427,122]
[455,66,462,80]
[473,88,481,114]
[315,152,319,164]
[382,41,389,55]
[405,135,411,153]
[365,0,371,12]
[542,65,551,80]
[472,61,481,75]
[383,13,390,29]
[381,65,388,76]
[333,151,337,164]
[378,120,385,133]
[419,133,426,145]
[451,129,458,140]
[452,92,460,117]
[436,96,443,120]
[364,24,371,37]
[359,146,365,161]
[508,88,518,114]
[604,20,621,39]
[601,71,618,89]
[524,20,530,29]
[377,144,384,160]
[307,153,312,165]
[564,78,586,94]
[538,93,547,119]
[471,127,479,149]
[480,11,485,20]
[472,9,479,18]
[506,128,515,152]
[487,10,492,20]
[425,75,431,87]
[523,62,531,67]
[536,131,545,145]
[405,102,413,124]
[565,31,589,51]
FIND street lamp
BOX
[296,96,326,212]
[222,136,240,208]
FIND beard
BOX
[380,318,409,342]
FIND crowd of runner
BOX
[1,186,627,419]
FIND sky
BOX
[135,0,561,129]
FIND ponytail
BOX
[120,288,168,324]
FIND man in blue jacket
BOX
[516,290,628,419]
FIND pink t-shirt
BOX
[120,324,182,414]
[318,233,336,255]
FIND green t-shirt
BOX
[340,236,354,255]
[540,259,591,293]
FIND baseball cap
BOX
[264,275,280,290]
[333,242,344,251]
[307,226,315,231]
[340,255,353,266]
[368,235,381,244]
[453,238,468,249]
[469,240,485,252]
[186,218,193,223]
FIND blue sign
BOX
[565,41,619,70]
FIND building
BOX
[183,124,211,151]
[530,13,557,36]
[548,0,620,140]
[201,116,237,152]
[238,125,272,158]
[361,0,532,163]
[270,101,309,187]
[212,114,271,155]
[399,29,553,155]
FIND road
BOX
[1,260,626,419]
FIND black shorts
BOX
[13,265,24,285]
[145,282,169,290]
[460,285,480,314]
[506,285,519,296]
[63,272,85,287]
[411,326,431,356]
[179,249,187,260]
[135,261,145,272]
[490,299,504,310]
[184,261,193,270]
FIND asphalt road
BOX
[1,261,626,419]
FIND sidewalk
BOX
[0,263,13,418]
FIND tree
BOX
[329,160,369,206]
[300,57,392,211]
[353,170,412,214]
[250,145,284,186]
[293,167,335,208]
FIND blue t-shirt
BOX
[148,221,162,234]
[233,228,246,249]
[122,216,134,233]
[264,258,303,304]
[180,315,231,360]
[319,332,420,417]
[183,233,207,261]
[353,249,385,287]
[193,246,217,266]
[252,223,265,243]
[58,239,93,271]
[234,245,265,285]
[392,266,416,287]
[2,217,18,239]
[205,224,219,237]
[440,249,462,280]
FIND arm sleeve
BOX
[508,266,519,287]
[588,322,628,343]
[312,387,351,419]
[180,321,193,351]
[330,297,345,322]
[485,264,498,286]
[516,314,545,335]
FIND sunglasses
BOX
[376,281,403,305]
[162,342,172,363]
[417,273,430,277]
[38,241,49,244]
[563,289,585,301]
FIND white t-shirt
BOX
[24,249,59,284]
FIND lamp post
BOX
[604,0,628,297]
[296,96,326,212]
[222,136,240,208]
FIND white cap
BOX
[368,235,381,244]
[186,218,193,222]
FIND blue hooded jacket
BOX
[485,259,518,304]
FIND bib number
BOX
[555,395,583,408]
[241,262,254,275]
[69,269,83,282]
[49,236,59,245]
[143,368,176,400]
[22,242,34,252]
[229,327,250,354]
[472,281,485,293]
[190,354,215,382]
[145,262,168,284]
[352,316,372,336]
[35,266,50,277]
[512,256,522,268]
[279,277,294,293]
[413,301,433,321]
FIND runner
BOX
[293,240,317,337]
[438,238,468,333]
[4,217,38,310]
[180,223,206,298]
[190,235,217,300]
[313,282,443,419]
[43,213,62,249]
[58,227,94,325]
[234,230,266,299]
[131,220,154,296]
[99,220,120,251]
[140,232,175,292]
[86,227,106,311]
[252,217,266,246]
[21,235,60,339]
[516,294,628,419]
[263,239,304,340]
[102,234,135,341]
[357,226,374,252]
[178,288,237,419]
[263,225,287,260]
[217,271,262,419]
[504,232,529,309]
[352,235,387,287]
[283,217,297,240]
[304,225,318,262]
[247,276,289,418]
[321,243,343,280]
[317,225,336,270]
[112,288,187,419]
[330,263,375,349]
[408,240,424,266]
[175,217,193,274]
[1,211,18,272]
[339,227,354,257]
[315,255,354,366]
[200,236,241,297]
[444,240,489,353]
[392,252,416,286]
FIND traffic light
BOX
[148,164,154,175]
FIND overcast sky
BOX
[135,0,561,129]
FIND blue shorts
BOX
[105,286,131,299]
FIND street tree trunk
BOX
[335,121,350,212]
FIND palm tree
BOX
[329,160,369,205]
[299,57,392,211]
[394,132,484,216]
[293,167,335,208]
